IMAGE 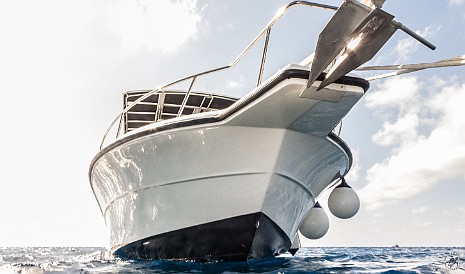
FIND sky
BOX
[0,0,464,248]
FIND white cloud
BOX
[101,0,201,53]
[366,77,421,147]
[365,77,420,109]
[226,75,246,89]
[393,26,440,63]
[227,80,242,88]
[443,206,465,218]
[412,206,428,214]
[359,81,465,210]
[372,112,420,147]
[459,206,465,215]
[409,220,432,227]
[449,0,464,5]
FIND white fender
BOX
[328,178,360,219]
[299,202,329,239]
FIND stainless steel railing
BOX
[123,90,238,132]
[99,1,338,150]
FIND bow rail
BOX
[99,1,338,150]
[99,0,452,150]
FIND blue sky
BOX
[0,0,464,248]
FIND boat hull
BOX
[91,126,350,260]
[113,212,288,261]
[89,66,368,261]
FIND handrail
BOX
[99,1,338,150]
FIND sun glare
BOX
[103,0,201,53]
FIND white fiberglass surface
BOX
[92,125,349,247]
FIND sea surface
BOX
[1,247,464,273]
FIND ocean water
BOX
[1,247,464,273]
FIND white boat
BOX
[89,0,463,261]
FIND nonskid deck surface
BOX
[113,212,290,262]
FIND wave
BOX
[1,247,464,273]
